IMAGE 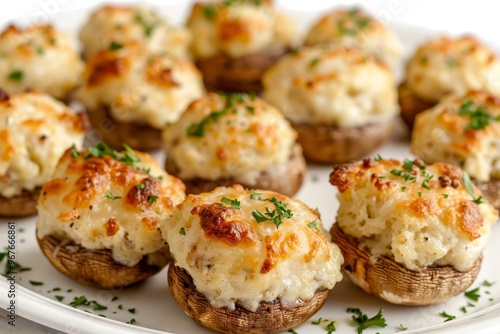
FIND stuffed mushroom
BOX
[163,92,305,196]
[263,46,399,164]
[186,0,297,92]
[0,89,86,217]
[329,157,498,305]
[36,142,185,288]
[162,185,343,333]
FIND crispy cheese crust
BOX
[412,90,500,181]
[36,146,185,267]
[79,5,191,59]
[0,90,86,197]
[262,46,398,127]
[162,92,297,185]
[304,7,402,67]
[330,158,498,271]
[79,43,204,129]
[405,36,500,102]
[161,185,343,312]
[0,24,83,100]
[187,0,297,59]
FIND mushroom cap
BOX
[168,263,329,334]
[330,223,482,305]
[292,119,395,164]
[398,81,435,129]
[0,188,40,217]
[38,234,169,289]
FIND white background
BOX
[0,0,497,43]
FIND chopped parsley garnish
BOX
[109,41,124,51]
[134,12,157,37]
[203,5,217,20]
[221,197,241,209]
[443,194,449,199]
[136,183,146,190]
[398,324,408,331]
[147,195,158,204]
[374,154,383,161]
[307,219,320,231]
[127,318,136,325]
[309,57,320,67]
[52,287,61,292]
[251,196,293,229]
[179,227,186,235]
[128,308,136,314]
[347,308,387,334]
[326,321,336,333]
[439,311,456,322]
[460,306,467,313]
[70,144,80,158]
[418,191,422,197]
[29,280,43,286]
[105,193,121,200]
[457,99,500,130]
[187,93,256,137]
[85,142,141,168]
[70,296,90,308]
[91,301,107,311]
[36,47,44,55]
[287,330,298,334]
[8,70,23,81]
[402,159,414,171]
[311,317,322,325]
[482,280,495,287]
[250,190,262,200]
[462,172,484,204]
[391,169,416,182]
[0,252,31,276]
[55,296,64,302]
[111,296,119,302]
[401,186,406,191]
[464,287,480,302]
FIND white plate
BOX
[1,4,500,334]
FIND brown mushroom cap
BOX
[292,120,395,165]
[168,263,329,334]
[38,234,169,289]
[398,81,435,130]
[196,47,289,93]
[0,188,40,217]
[330,223,482,306]
[86,105,162,151]
[165,143,305,197]
[473,178,500,210]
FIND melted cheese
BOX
[162,93,297,185]
[0,91,86,197]
[161,185,343,312]
[0,24,83,100]
[412,90,500,181]
[187,0,297,59]
[406,36,500,102]
[79,5,191,59]
[330,158,498,271]
[262,46,399,127]
[36,148,185,267]
[304,7,402,68]
[79,43,205,129]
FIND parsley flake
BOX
[70,296,90,308]
[347,308,387,334]
[8,70,23,81]
[311,317,322,325]
[91,301,107,311]
[374,154,383,161]
[439,311,456,322]
[251,197,293,229]
[250,190,262,200]
[105,193,121,200]
[458,99,499,130]
[147,195,158,204]
[55,295,64,302]
[398,324,408,331]
[70,144,80,158]
[443,193,449,199]
[29,280,44,286]
[136,183,146,190]
[179,227,186,235]
[482,280,495,287]
[326,321,336,333]
[134,12,157,37]
[307,219,320,231]
[464,287,480,302]
[462,172,484,204]
[203,5,217,20]
[221,197,241,209]
[402,159,414,171]
[109,41,124,51]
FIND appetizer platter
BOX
[1,1,500,334]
